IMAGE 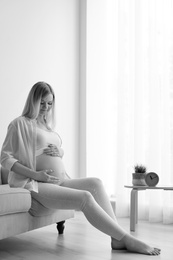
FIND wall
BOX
[0,0,79,178]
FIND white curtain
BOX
[85,0,173,224]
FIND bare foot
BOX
[112,234,161,255]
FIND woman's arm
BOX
[1,120,60,185]
[11,161,61,184]
[0,123,19,170]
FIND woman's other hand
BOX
[43,144,64,158]
[36,169,61,184]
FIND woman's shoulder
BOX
[10,116,26,124]
[10,116,36,127]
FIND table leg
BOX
[130,189,138,232]
[136,190,138,224]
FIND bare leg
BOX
[31,182,161,255]
[61,178,161,255]
[32,182,125,239]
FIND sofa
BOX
[0,165,74,240]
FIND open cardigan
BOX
[0,116,38,192]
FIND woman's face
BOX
[39,94,53,116]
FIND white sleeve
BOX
[0,123,19,171]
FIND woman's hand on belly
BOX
[36,154,66,180]
[35,169,61,184]
[43,144,64,158]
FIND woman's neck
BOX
[36,116,47,129]
[36,116,51,131]
[37,115,45,124]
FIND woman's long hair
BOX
[22,82,56,129]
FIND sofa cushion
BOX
[0,185,31,216]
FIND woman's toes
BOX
[150,248,161,255]
[155,248,161,255]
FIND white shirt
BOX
[0,116,38,192]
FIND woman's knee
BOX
[79,190,94,210]
[89,177,103,189]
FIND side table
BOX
[124,185,173,232]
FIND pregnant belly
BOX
[36,154,67,180]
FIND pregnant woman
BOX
[0,82,160,255]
